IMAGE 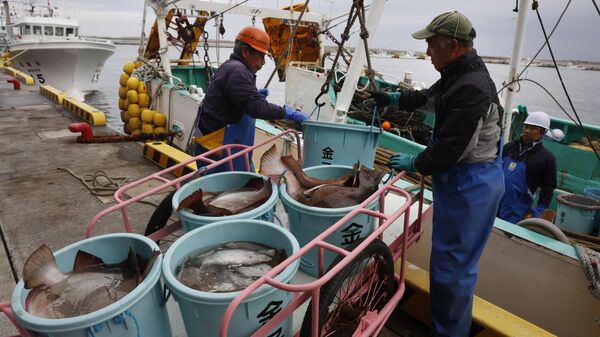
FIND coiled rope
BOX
[575,244,600,300]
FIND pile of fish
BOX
[23,244,159,319]
[259,145,384,208]
[177,177,272,216]
[177,241,286,293]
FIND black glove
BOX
[368,90,391,108]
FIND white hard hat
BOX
[524,111,550,130]
[546,128,565,141]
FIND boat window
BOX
[75,28,78,36]
[44,26,53,36]
[66,27,74,36]
[33,26,42,35]
[24,25,31,34]
[55,27,64,36]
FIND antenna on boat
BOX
[501,0,531,142]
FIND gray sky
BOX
[49,0,600,62]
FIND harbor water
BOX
[86,44,600,130]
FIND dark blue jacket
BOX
[397,50,503,176]
[503,139,557,207]
[198,54,284,134]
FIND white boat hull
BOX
[9,39,115,98]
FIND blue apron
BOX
[429,150,505,337]
[193,114,256,174]
[497,157,532,223]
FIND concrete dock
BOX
[0,72,170,335]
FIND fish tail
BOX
[23,244,63,289]
[258,145,288,177]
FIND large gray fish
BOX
[23,244,158,319]
[259,145,384,208]
[177,177,272,216]
[177,241,286,293]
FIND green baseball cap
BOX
[412,11,476,41]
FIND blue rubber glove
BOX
[284,105,309,123]
[389,152,416,172]
[531,203,547,218]
[258,88,269,99]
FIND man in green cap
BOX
[370,11,504,337]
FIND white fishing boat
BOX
[2,0,115,99]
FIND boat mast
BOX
[148,0,173,83]
[501,0,531,142]
[330,0,385,123]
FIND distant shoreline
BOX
[97,36,600,71]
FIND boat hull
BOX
[9,39,115,98]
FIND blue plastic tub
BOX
[302,120,381,168]
[162,219,299,337]
[11,233,170,337]
[172,171,279,232]
[554,194,600,235]
[279,165,378,276]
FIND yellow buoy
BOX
[141,109,156,123]
[137,81,147,94]
[124,99,130,110]
[127,90,139,104]
[120,110,129,123]
[118,86,128,99]
[154,127,167,135]
[119,73,129,87]
[123,61,136,75]
[131,129,142,136]
[141,124,154,134]
[153,112,167,127]
[138,93,149,108]
[118,98,126,111]
[126,76,140,91]
[129,117,142,131]
[128,104,140,118]
[134,60,145,68]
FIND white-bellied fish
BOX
[23,244,159,319]
[177,177,272,216]
[259,145,384,207]
[177,241,286,293]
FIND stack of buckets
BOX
[554,188,600,235]
[10,120,382,336]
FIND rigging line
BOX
[592,0,600,16]
[533,1,600,160]
[264,0,311,88]
[518,0,572,77]
[498,78,575,124]
[205,0,251,23]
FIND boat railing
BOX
[85,129,303,238]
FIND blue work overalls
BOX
[192,114,256,174]
[429,146,505,337]
[497,154,532,223]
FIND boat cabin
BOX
[13,17,79,39]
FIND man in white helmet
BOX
[498,111,557,223]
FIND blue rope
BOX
[124,310,142,337]
[308,104,321,120]
[369,106,382,133]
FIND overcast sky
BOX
[33,0,600,62]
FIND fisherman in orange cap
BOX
[193,26,308,173]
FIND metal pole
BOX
[330,0,385,123]
[501,0,531,142]
[155,3,173,83]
